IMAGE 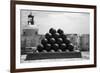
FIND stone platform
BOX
[25,52,81,60]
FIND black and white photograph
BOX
[11,1,96,72]
[20,10,90,62]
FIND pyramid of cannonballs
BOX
[37,28,74,52]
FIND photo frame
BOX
[11,0,97,73]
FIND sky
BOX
[20,10,90,35]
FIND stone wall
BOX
[21,29,89,52]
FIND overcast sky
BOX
[21,10,90,34]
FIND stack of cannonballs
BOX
[37,28,74,52]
